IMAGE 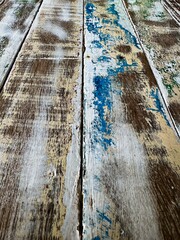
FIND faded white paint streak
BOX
[0,0,40,87]
[61,0,83,239]
[105,93,161,239]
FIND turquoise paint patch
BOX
[107,4,140,49]
[85,1,142,237]
[86,2,139,48]
[97,210,112,224]
[93,76,113,150]
[97,56,111,62]
[93,237,100,240]
[86,3,101,35]
[102,18,112,25]
[149,88,170,126]
[85,1,140,151]
[92,40,103,48]
[86,2,95,14]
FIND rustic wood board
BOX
[162,0,180,24]
[0,0,179,239]
[83,0,180,239]
[0,0,83,239]
[124,0,180,134]
[0,0,42,89]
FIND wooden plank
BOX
[0,0,83,239]
[162,0,180,24]
[124,0,180,134]
[0,0,42,88]
[83,0,180,239]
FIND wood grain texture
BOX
[162,0,180,24]
[0,0,42,88]
[125,0,180,134]
[83,0,180,239]
[0,0,83,239]
[0,0,179,239]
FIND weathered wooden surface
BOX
[0,0,42,88]
[125,0,180,134]
[0,0,179,239]
[162,0,180,24]
[83,0,180,239]
[0,0,83,239]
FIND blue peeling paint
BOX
[86,2,140,49]
[86,18,101,35]
[97,56,111,63]
[85,2,142,237]
[85,1,140,152]
[97,210,112,224]
[108,58,137,76]
[93,76,113,150]
[86,3,95,14]
[99,33,114,45]
[92,237,100,240]
[92,40,103,48]
[107,4,140,49]
[94,175,102,191]
[149,88,171,126]
[102,18,112,25]
[96,209,112,238]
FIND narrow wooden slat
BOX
[0,0,42,88]
[0,0,83,239]
[124,0,180,134]
[162,0,180,24]
[83,0,180,239]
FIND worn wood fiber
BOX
[125,0,180,134]
[83,0,180,239]
[0,0,179,239]
[0,0,42,88]
[0,0,83,239]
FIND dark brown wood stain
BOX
[169,101,180,125]
[118,71,160,133]
[137,52,157,88]
[153,32,179,48]
[115,45,131,54]
[149,160,180,239]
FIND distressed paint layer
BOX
[83,0,180,239]
[0,0,42,88]
[162,0,180,24]
[125,0,180,133]
[0,0,83,239]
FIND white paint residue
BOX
[107,96,161,239]
[43,21,68,40]
[61,0,83,239]
[18,99,48,234]
[0,2,22,81]
[148,1,165,21]
[61,2,71,21]
[0,1,40,87]
[174,73,180,85]
[19,111,47,195]
[83,1,162,238]
[54,46,65,60]
[116,0,140,43]
[61,84,81,239]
